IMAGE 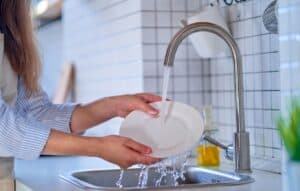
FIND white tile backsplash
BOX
[173,61,188,75]
[141,0,281,172]
[172,0,186,11]
[156,0,172,11]
[172,12,186,26]
[157,12,171,27]
[187,0,200,11]
[142,0,155,10]
[274,0,300,115]
[141,12,156,27]
[157,28,172,43]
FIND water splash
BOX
[155,151,191,187]
[115,169,124,188]
[114,152,191,188]
[137,165,149,188]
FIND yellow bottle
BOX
[197,106,220,167]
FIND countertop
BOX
[15,156,282,191]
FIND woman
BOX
[0,0,160,169]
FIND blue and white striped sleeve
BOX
[18,83,77,133]
[0,98,51,160]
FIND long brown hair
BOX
[0,0,41,94]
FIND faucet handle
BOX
[224,144,234,161]
[203,135,234,161]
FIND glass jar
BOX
[197,106,220,167]
[197,131,220,166]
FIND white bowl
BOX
[119,101,204,158]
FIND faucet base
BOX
[234,132,252,173]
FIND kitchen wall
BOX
[63,0,281,172]
[278,0,300,188]
[212,1,281,172]
[63,0,144,135]
[141,0,281,172]
[279,0,300,114]
[37,20,63,97]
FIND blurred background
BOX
[31,0,283,173]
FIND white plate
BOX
[119,101,204,158]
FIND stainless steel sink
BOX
[61,166,254,190]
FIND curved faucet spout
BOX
[163,22,251,173]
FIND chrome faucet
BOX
[163,22,251,173]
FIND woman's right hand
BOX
[97,135,160,169]
[43,130,159,169]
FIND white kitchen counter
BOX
[15,156,282,191]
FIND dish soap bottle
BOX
[197,106,220,167]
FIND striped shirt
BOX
[0,79,76,160]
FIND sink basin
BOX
[61,166,254,190]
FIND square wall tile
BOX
[172,0,186,11]
[157,12,171,27]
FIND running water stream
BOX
[161,66,171,117]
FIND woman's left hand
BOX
[110,93,161,118]
[71,93,161,133]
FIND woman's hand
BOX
[43,130,160,169]
[98,135,160,169]
[110,93,161,118]
[71,93,161,133]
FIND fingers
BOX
[101,136,160,169]
[136,155,161,165]
[133,98,159,116]
[141,103,159,116]
[136,96,158,115]
[136,93,162,103]
[130,151,160,166]
[123,138,160,166]
[121,152,160,169]
[124,138,152,154]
